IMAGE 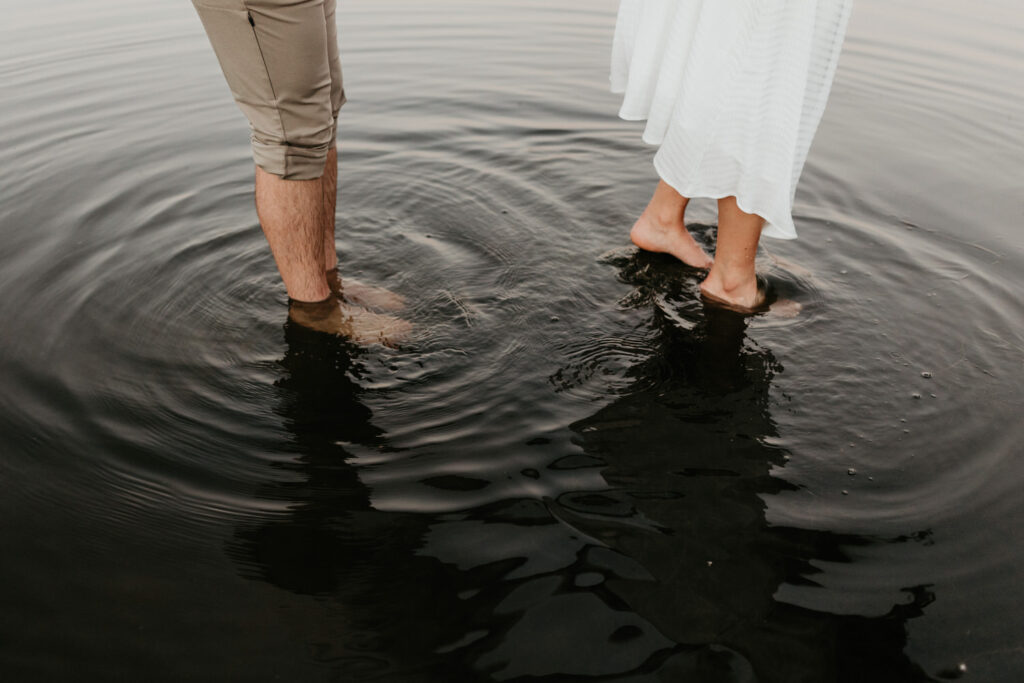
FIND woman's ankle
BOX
[703,265,758,298]
[642,197,686,229]
[643,181,688,227]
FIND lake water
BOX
[1,0,1022,680]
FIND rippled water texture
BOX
[2,0,1023,680]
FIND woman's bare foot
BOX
[701,278,803,317]
[697,196,770,313]
[631,213,714,269]
[699,270,767,313]
[326,269,406,312]
[629,181,712,269]
[289,295,412,347]
[768,298,803,318]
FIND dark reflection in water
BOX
[230,258,936,682]
[2,0,1023,679]
[557,253,935,682]
[229,323,486,681]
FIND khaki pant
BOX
[193,0,346,180]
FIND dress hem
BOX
[653,155,798,241]
[615,108,800,240]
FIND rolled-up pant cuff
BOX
[193,0,346,181]
[251,116,340,180]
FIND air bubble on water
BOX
[939,662,969,678]
[921,371,932,379]
[841,490,849,495]
[840,269,848,274]
[847,468,857,476]
[549,315,560,323]
[783,454,791,461]
[900,418,907,423]
[868,476,874,481]
[930,393,937,398]
[903,429,910,434]
[912,393,922,399]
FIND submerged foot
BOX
[699,273,767,313]
[699,274,803,317]
[326,269,406,312]
[767,298,803,318]
[630,211,713,269]
[289,295,412,347]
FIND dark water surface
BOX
[2,0,1023,680]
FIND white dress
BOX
[611,0,853,239]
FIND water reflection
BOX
[227,323,488,680]
[556,252,937,681]
[230,262,937,681]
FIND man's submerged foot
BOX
[630,211,714,269]
[326,269,406,312]
[289,295,412,347]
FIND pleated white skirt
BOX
[611,0,853,239]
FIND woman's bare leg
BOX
[630,180,713,269]
[700,196,765,310]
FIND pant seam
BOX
[245,7,290,177]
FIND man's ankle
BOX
[287,280,332,304]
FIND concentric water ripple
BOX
[1,0,1023,680]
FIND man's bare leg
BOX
[261,148,407,342]
[630,180,713,269]
[321,145,339,272]
[255,166,331,303]
[700,196,765,310]
[319,146,406,312]
[283,171,412,346]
